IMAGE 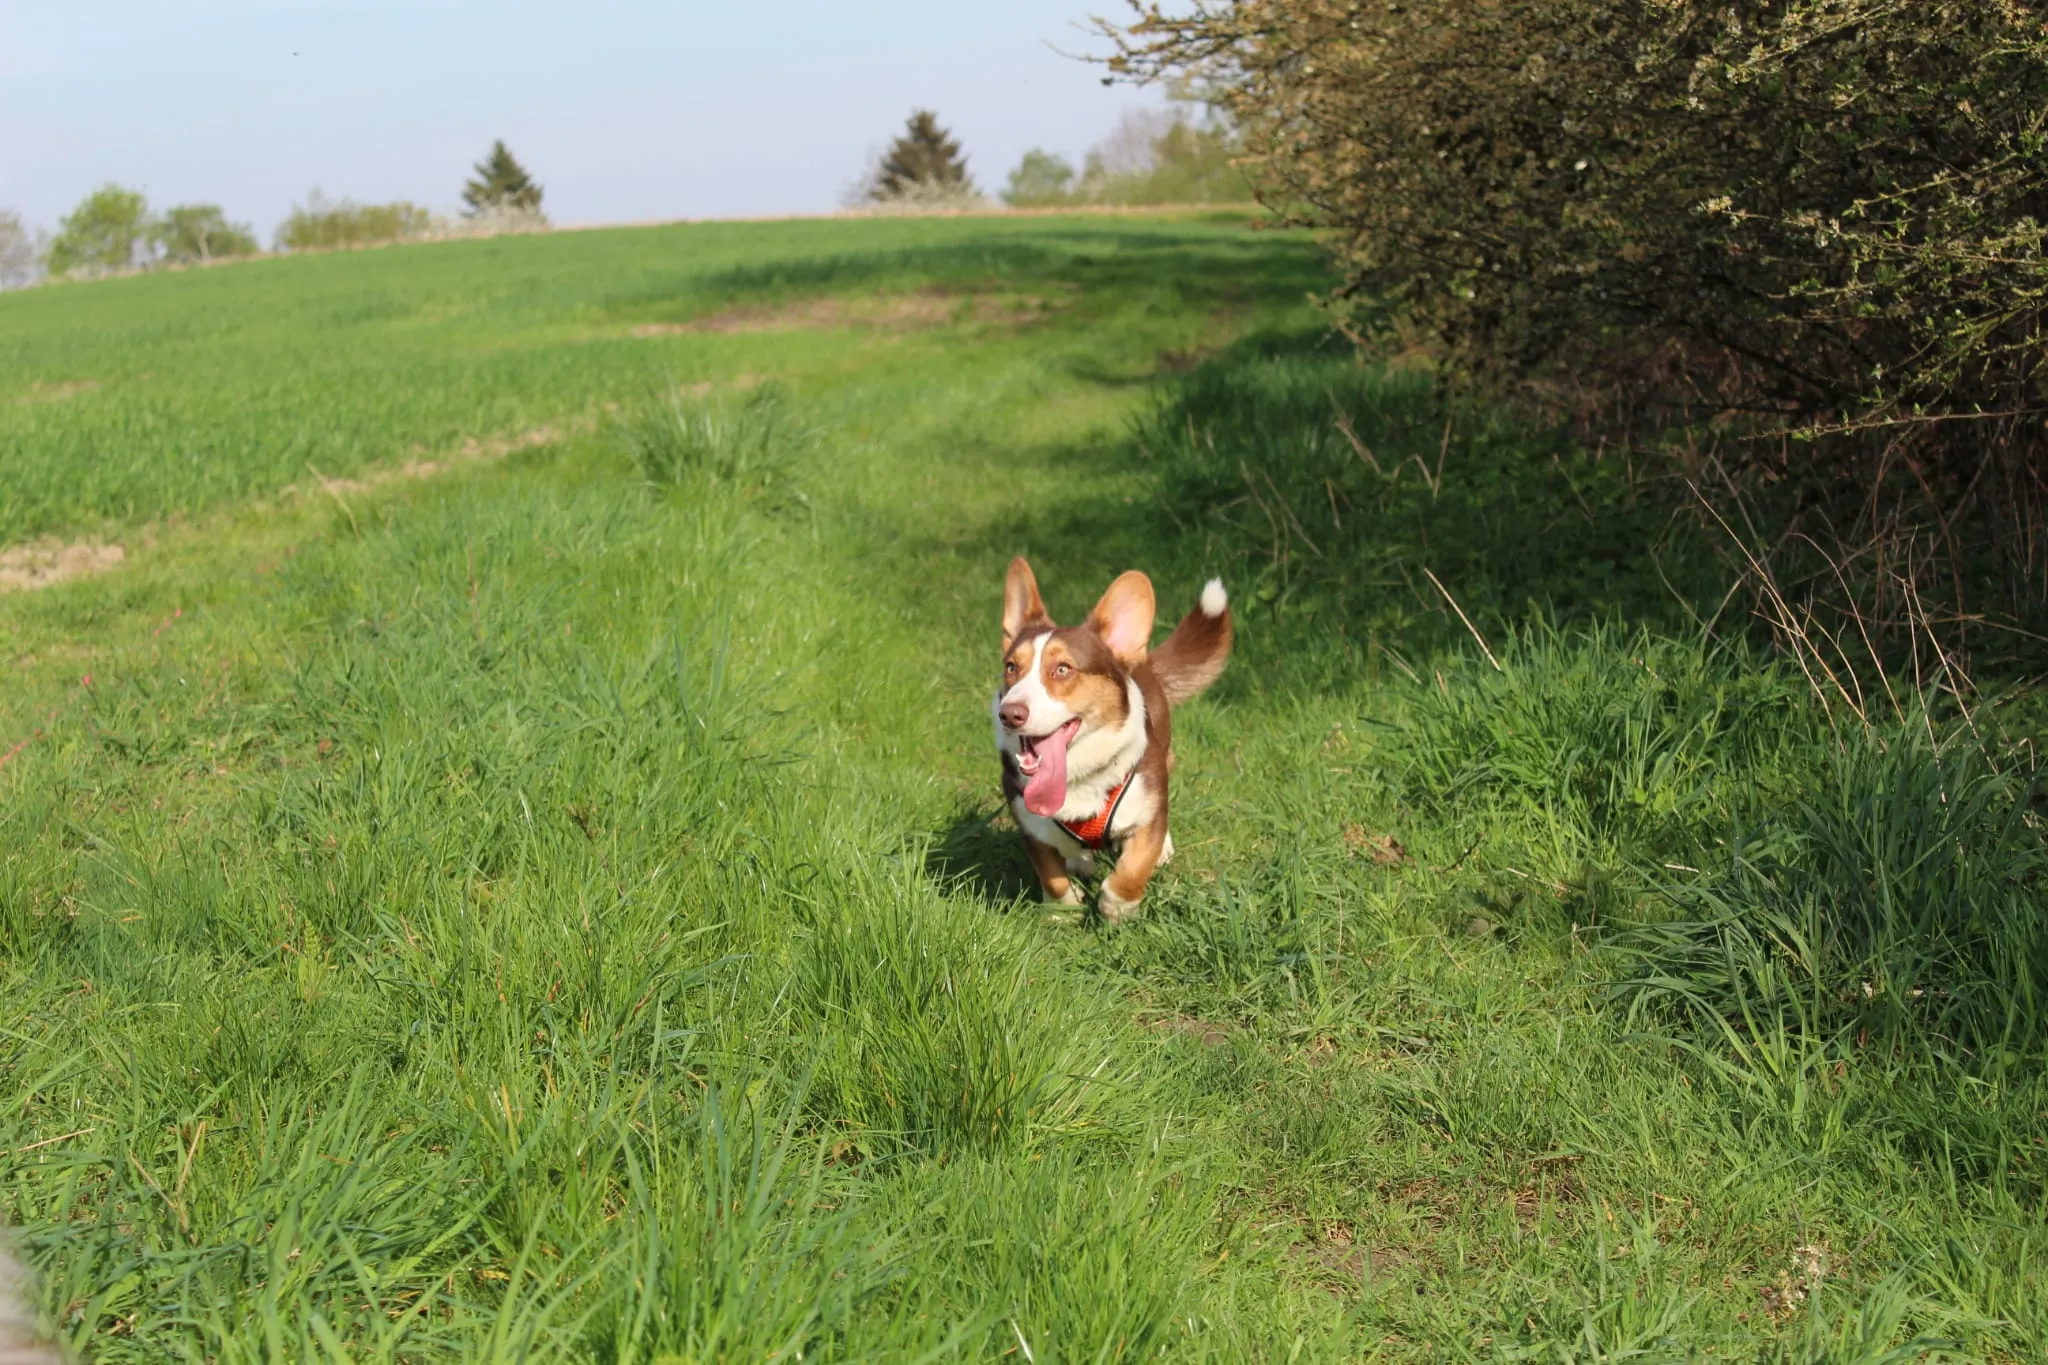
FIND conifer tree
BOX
[872,111,969,199]
[462,141,543,216]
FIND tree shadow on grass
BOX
[917,327,1730,690]
[900,326,1740,902]
[603,223,1334,332]
[1056,320,1353,392]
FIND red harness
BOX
[1055,775,1132,851]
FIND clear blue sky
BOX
[0,1,1161,237]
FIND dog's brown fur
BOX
[994,558,1231,921]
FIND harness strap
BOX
[1055,774,1133,851]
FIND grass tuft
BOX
[616,383,800,490]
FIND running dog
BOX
[993,557,1231,920]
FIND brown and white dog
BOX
[993,557,1232,921]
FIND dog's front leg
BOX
[1099,817,1166,923]
[1021,832,1084,906]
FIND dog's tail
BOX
[1151,578,1233,707]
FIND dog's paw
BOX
[1097,886,1142,923]
[1039,883,1085,927]
[1158,832,1175,866]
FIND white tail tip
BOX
[1200,579,1227,617]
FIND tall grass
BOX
[3,212,2044,1360]
[617,384,798,488]
[1109,342,2048,1357]
[1611,726,2048,1098]
[0,462,1227,1358]
[0,210,1289,544]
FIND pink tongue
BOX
[1023,721,1077,817]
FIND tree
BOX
[0,211,41,290]
[46,185,151,277]
[1002,150,1076,207]
[1071,110,1249,207]
[151,204,258,265]
[462,141,543,217]
[872,110,969,199]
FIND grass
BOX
[0,209,2043,1362]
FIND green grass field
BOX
[2,212,2043,1363]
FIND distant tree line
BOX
[2,187,262,282]
[848,105,1250,214]
[0,141,547,287]
[2,107,1253,293]
[1003,103,1254,209]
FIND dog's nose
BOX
[999,702,1029,731]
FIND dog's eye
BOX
[1003,661,1018,677]
[1053,662,1072,678]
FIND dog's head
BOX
[993,556,1153,817]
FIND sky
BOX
[0,1,1166,237]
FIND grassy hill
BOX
[1,212,2042,1362]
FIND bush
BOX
[276,191,433,252]
[1108,1,2048,645]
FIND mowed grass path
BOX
[2,214,2043,1362]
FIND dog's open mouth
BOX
[1015,717,1082,817]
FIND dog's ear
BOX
[1003,557,1051,644]
[1087,570,1155,664]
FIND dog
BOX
[993,557,1231,921]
